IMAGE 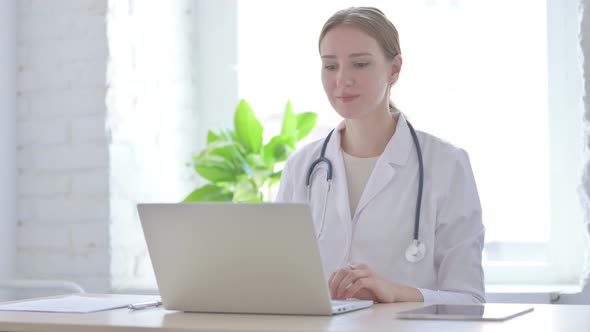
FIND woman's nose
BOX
[336,70,355,87]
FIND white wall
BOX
[12,0,237,295]
[16,0,110,294]
[106,0,237,291]
[0,0,17,300]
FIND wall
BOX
[12,0,237,295]
[106,0,237,291]
[15,0,111,293]
[567,0,590,305]
[0,0,17,300]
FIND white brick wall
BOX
[0,0,17,301]
[28,89,105,118]
[16,0,110,293]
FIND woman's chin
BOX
[335,109,365,120]
[331,104,361,119]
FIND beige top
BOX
[341,150,379,217]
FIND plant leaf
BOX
[208,141,247,169]
[246,153,268,171]
[244,153,270,187]
[233,177,262,202]
[263,136,295,165]
[218,129,235,142]
[183,184,233,202]
[269,170,283,186]
[206,130,221,144]
[280,100,297,137]
[193,155,239,182]
[296,112,317,141]
[234,99,263,153]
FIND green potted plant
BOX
[184,99,317,202]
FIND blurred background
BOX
[0,0,589,304]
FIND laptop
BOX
[137,202,373,315]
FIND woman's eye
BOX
[323,64,336,71]
[354,62,369,68]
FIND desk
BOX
[0,295,589,332]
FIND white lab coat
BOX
[276,114,485,304]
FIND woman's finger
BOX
[335,269,370,299]
[342,277,372,300]
[329,268,349,298]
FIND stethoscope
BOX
[306,121,426,263]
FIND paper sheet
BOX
[0,294,158,313]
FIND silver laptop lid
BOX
[137,202,335,315]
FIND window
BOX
[237,0,587,288]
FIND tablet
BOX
[396,304,534,321]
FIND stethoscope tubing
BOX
[306,120,424,244]
[306,129,335,186]
[406,121,424,241]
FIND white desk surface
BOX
[0,294,589,332]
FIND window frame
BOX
[482,0,586,289]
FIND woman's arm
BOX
[275,160,294,202]
[417,288,484,304]
[426,148,486,304]
[329,262,424,302]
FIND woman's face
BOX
[320,25,399,120]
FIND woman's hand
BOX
[328,262,424,303]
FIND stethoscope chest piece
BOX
[405,239,426,263]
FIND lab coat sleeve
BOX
[275,159,294,202]
[418,149,486,304]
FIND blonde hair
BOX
[318,7,401,113]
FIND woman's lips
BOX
[337,95,359,103]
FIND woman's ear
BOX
[389,54,403,85]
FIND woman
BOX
[276,7,485,304]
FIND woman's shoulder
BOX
[416,130,471,164]
[416,130,478,194]
[284,136,326,171]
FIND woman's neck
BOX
[341,110,397,158]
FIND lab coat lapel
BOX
[354,114,413,218]
[327,124,353,228]
[355,160,396,219]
